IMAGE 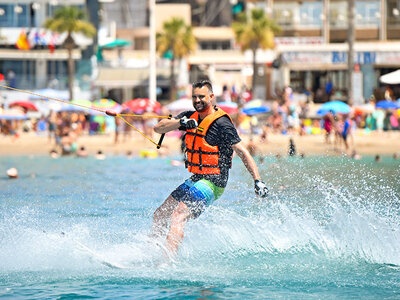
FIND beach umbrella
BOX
[56,103,93,113]
[242,106,270,116]
[0,109,28,120]
[317,101,351,115]
[353,103,375,114]
[242,99,271,115]
[69,99,93,113]
[29,88,68,101]
[123,98,161,113]
[375,100,399,109]
[380,69,400,85]
[9,100,38,112]
[101,39,131,49]
[217,102,239,114]
[244,99,264,109]
[165,98,193,112]
[92,98,122,114]
[70,99,92,108]
[44,101,73,112]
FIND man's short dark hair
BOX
[192,79,213,93]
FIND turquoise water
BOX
[0,155,399,299]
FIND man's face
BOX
[192,86,213,112]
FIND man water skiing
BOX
[151,80,269,253]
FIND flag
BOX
[33,32,40,47]
[48,33,56,53]
[15,30,30,50]
[39,31,47,46]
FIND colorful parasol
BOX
[165,98,193,113]
[9,100,38,112]
[92,98,122,115]
[123,98,161,113]
[70,99,92,107]
[0,109,28,120]
[242,106,270,116]
[375,100,399,110]
[69,99,93,113]
[217,102,239,114]
[242,99,271,115]
[352,103,375,115]
[29,88,69,101]
[317,101,351,115]
[101,39,131,49]
[244,99,264,109]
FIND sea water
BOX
[0,155,399,299]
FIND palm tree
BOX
[157,18,196,101]
[44,6,96,100]
[232,9,280,96]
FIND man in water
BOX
[151,79,269,253]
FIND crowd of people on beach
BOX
[3,82,400,180]
[1,83,400,159]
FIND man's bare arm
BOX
[232,141,261,181]
[154,118,181,134]
[233,141,269,197]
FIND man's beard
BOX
[194,101,210,112]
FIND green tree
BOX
[157,18,196,101]
[232,9,280,96]
[44,6,96,100]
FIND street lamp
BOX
[347,0,355,104]
[149,0,156,102]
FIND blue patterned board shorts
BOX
[171,178,225,218]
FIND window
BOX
[0,4,30,27]
[199,40,231,50]
[387,0,400,26]
[329,1,348,28]
[273,2,297,28]
[299,2,323,27]
[356,1,380,27]
[0,5,13,27]
[274,2,322,29]
[15,4,29,27]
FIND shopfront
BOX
[275,42,400,103]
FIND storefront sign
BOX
[332,52,346,64]
[376,52,400,65]
[284,51,378,65]
[282,52,331,64]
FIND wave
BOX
[1,192,399,274]
[1,159,399,275]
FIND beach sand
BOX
[0,130,399,157]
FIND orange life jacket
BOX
[185,108,233,175]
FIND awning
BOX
[288,63,348,71]
[193,27,234,41]
[188,49,274,65]
[380,69,400,84]
[0,49,81,60]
